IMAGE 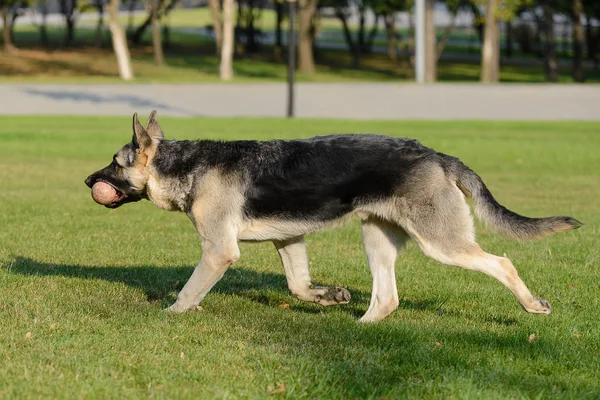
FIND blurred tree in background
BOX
[1,0,599,82]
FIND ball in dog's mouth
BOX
[91,181,119,205]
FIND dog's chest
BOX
[147,175,187,211]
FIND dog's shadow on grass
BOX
[6,257,514,321]
[7,256,452,319]
[7,256,376,318]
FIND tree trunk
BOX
[65,18,75,46]
[298,0,316,74]
[274,0,283,56]
[337,10,358,68]
[60,0,77,47]
[504,19,513,58]
[437,9,456,61]
[245,1,258,53]
[107,0,134,80]
[40,2,49,48]
[586,17,598,69]
[208,0,222,53]
[403,10,414,68]
[542,2,557,82]
[572,0,585,82]
[150,2,164,66]
[161,0,178,49]
[1,4,16,53]
[364,14,379,53]
[384,12,396,61]
[9,6,19,44]
[481,0,499,83]
[95,1,104,47]
[424,0,436,82]
[130,0,165,45]
[357,6,365,54]
[220,0,234,80]
[131,16,151,44]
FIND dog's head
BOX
[84,110,164,208]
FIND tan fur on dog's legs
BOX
[274,236,351,306]
[358,218,409,323]
[167,236,240,313]
[417,240,551,314]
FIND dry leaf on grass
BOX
[278,303,290,309]
[528,333,539,343]
[25,332,32,339]
[435,342,443,348]
[269,382,286,395]
[180,352,185,359]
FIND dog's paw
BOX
[164,303,201,314]
[522,297,552,315]
[314,287,351,306]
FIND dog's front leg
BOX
[274,236,351,306]
[167,231,240,313]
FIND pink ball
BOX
[91,182,117,205]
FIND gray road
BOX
[0,83,598,120]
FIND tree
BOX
[370,0,411,61]
[208,0,223,53]
[583,0,600,69]
[58,0,77,47]
[129,0,178,45]
[539,0,558,82]
[571,0,585,82]
[147,0,165,65]
[334,0,380,68]
[298,0,317,73]
[274,0,285,57]
[474,0,533,83]
[93,0,104,47]
[220,0,235,79]
[438,0,467,61]
[424,0,436,81]
[1,0,20,53]
[480,0,499,82]
[107,0,134,80]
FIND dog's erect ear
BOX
[145,110,165,140]
[132,112,153,150]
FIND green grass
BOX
[0,117,599,398]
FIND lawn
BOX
[0,117,598,398]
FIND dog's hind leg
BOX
[167,230,240,313]
[416,240,551,314]
[274,236,351,306]
[403,180,551,314]
[358,218,408,323]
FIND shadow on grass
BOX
[8,256,457,320]
[7,256,368,315]
[5,256,597,397]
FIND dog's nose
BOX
[85,176,93,188]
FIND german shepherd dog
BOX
[85,111,581,322]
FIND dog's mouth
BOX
[85,174,143,209]
[100,180,129,209]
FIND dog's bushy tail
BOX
[446,156,582,241]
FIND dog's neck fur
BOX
[145,140,234,212]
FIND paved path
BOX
[0,83,598,120]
